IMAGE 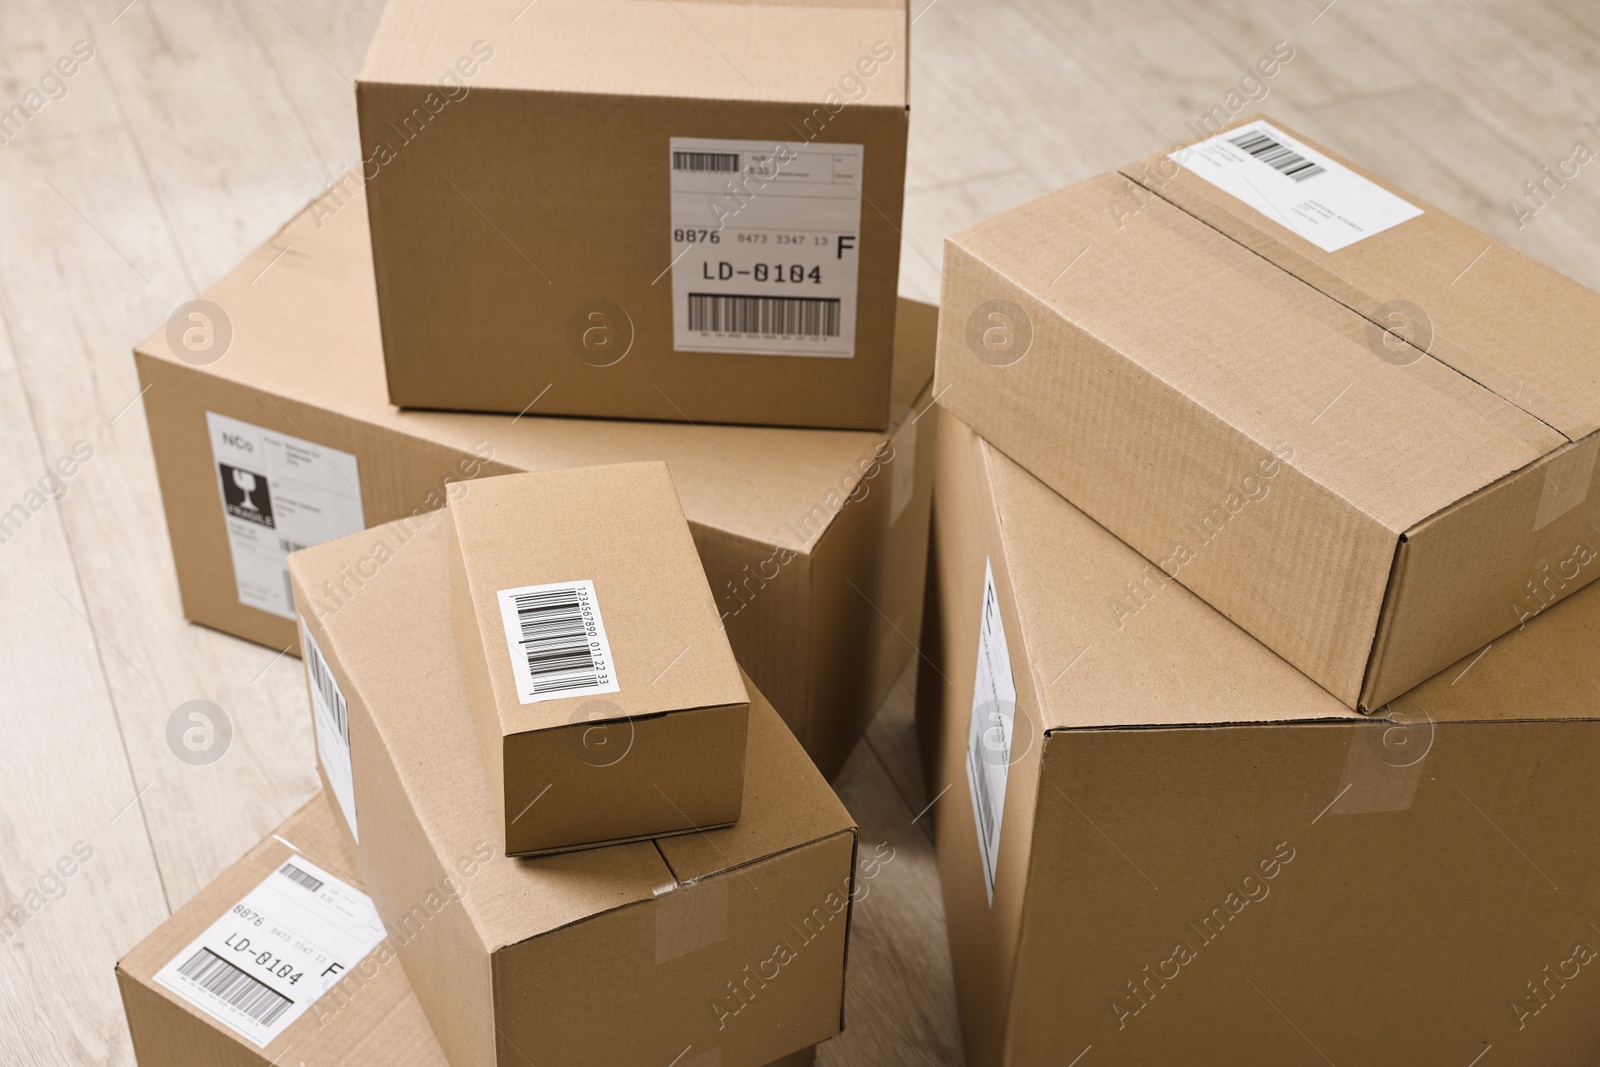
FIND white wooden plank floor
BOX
[3,1,1599,1063]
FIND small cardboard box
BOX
[116,791,451,1067]
[917,410,1600,1066]
[115,792,819,1067]
[289,516,856,1066]
[133,184,935,778]
[356,0,909,429]
[446,465,749,855]
[935,117,1600,710]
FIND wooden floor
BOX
[3,1,1599,1063]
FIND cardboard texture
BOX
[134,186,935,779]
[115,792,819,1067]
[917,410,1600,1067]
[935,119,1600,710]
[357,0,909,429]
[116,792,452,1067]
[447,465,748,855]
[289,516,857,1067]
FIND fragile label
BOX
[300,619,359,841]
[154,855,385,1048]
[496,580,621,705]
[669,137,863,358]
[1171,119,1422,253]
[206,413,364,620]
[964,558,1017,905]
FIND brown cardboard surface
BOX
[918,410,1600,1066]
[1123,114,1600,441]
[289,516,856,1066]
[134,186,934,778]
[935,155,1600,709]
[116,792,450,1067]
[447,465,748,854]
[357,0,908,429]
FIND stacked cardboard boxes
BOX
[920,117,1600,1064]
[121,0,915,1062]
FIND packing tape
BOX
[683,1049,724,1066]
[1533,435,1599,532]
[1327,696,1434,816]
[655,877,729,964]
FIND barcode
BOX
[278,862,323,893]
[511,586,603,695]
[304,632,349,746]
[673,150,740,173]
[278,538,309,553]
[687,293,841,338]
[1229,130,1326,182]
[177,947,294,1027]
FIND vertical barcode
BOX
[177,947,294,1027]
[277,862,323,893]
[687,293,841,338]
[673,150,741,173]
[1228,129,1326,182]
[512,586,602,694]
[304,633,349,746]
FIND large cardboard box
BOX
[135,187,935,777]
[290,516,857,1067]
[447,466,749,855]
[917,410,1600,1066]
[115,792,818,1066]
[356,0,908,430]
[116,791,449,1067]
[935,117,1600,710]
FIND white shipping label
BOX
[206,413,365,620]
[300,620,359,842]
[154,855,385,1048]
[496,580,621,705]
[1170,119,1422,253]
[965,559,1017,905]
[669,137,863,358]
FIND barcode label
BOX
[964,558,1017,906]
[177,948,294,1027]
[1169,119,1422,253]
[300,620,359,841]
[155,853,385,1048]
[687,293,842,339]
[278,862,323,893]
[303,629,348,747]
[279,537,309,553]
[1228,130,1325,182]
[669,136,862,357]
[673,150,740,173]
[496,579,620,705]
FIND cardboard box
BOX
[355,0,909,429]
[446,465,748,855]
[289,516,857,1067]
[134,185,935,778]
[935,118,1600,710]
[116,792,819,1067]
[916,410,1600,1066]
[117,791,451,1067]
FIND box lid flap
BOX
[1122,114,1600,442]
